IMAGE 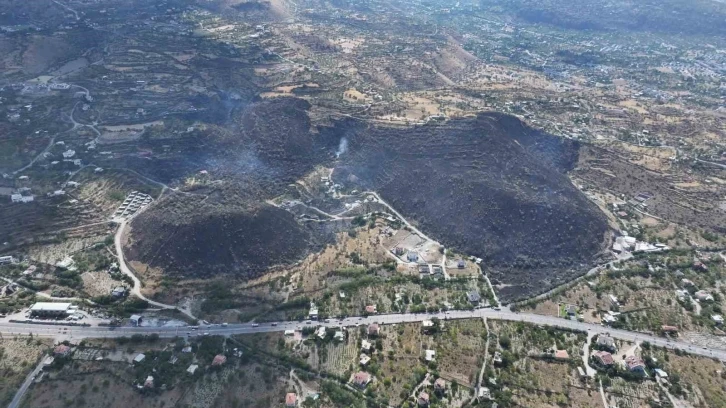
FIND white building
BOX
[712,315,724,325]
[62,150,76,159]
[10,194,34,203]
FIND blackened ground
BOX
[127,98,608,300]
[127,188,337,280]
[331,113,610,301]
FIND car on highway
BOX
[203,332,210,336]
[271,322,277,326]
[222,323,228,327]
[252,323,259,327]
[306,320,312,325]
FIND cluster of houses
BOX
[589,334,666,380]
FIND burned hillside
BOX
[125,99,608,298]
[332,113,610,300]
[126,188,333,280]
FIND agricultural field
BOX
[0,337,51,406]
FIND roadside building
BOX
[29,302,72,318]
[565,304,577,316]
[130,315,143,326]
[53,344,72,357]
[367,323,380,336]
[365,305,377,314]
[334,331,345,341]
[134,353,146,364]
[592,351,614,367]
[467,291,481,304]
[661,325,679,335]
[596,335,616,351]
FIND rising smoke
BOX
[336,137,348,158]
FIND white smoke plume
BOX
[336,137,348,158]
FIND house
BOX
[609,294,619,306]
[695,290,714,302]
[316,326,327,339]
[10,194,34,203]
[361,339,372,351]
[681,278,694,287]
[393,247,404,256]
[565,304,577,316]
[133,353,146,364]
[417,391,430,407]
[418,264,430,274]
[353,372,371,388]
[284,329,295,336]
[477,387,491,401]
[554,350,569,360]
[182,346,193,353]
[625,356,646,375]
[422,320,434,330]
[592,351,614,367]
[693,261,709,272]
[186,364,198,374]
[712,315,724,325]
[457,259,465,269]
[493,351,503,365]
[467,291,481,304]
[434,378,446,394]
[111,286,126,297]
[308,303,319,319]
[334,331,345,341]
[339,291,346,299]
[661,325,678,335]
[144,376,154,388]
[0,256,14,265]
[62,149,76,158]
[675,289,688,301]
[425,349,436,362]
[365,305,377,314]
[359,354,371,366]
[285,393,297,407]
[367,323,380,336]
[212,355,227,366]
[130,315,142,326]
[596,335,616,351]
[53,344,72,357]
[654,368,668,381]
[406,252,419,262]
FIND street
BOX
[2,309,725,362]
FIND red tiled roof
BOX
[212,354,227,366]
[285,393,297,406]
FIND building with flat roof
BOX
[29,302,72,317]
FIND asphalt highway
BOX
[2,309,725,362]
